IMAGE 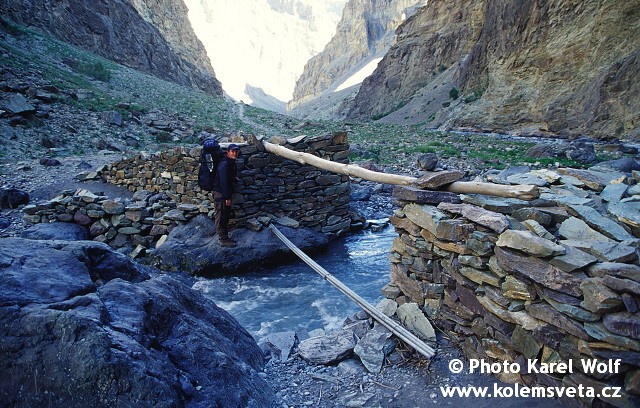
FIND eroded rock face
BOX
[2,0,222,96]
[347,0,640,139]
[0,238,275,407]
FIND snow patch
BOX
[334,58,383,92]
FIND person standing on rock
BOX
[213,144,240,247]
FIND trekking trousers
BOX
[213,192,232,239]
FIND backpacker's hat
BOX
[227,144,240,151]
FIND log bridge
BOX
[261,141,539,200]
[258,138,537,359]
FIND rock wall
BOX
[2,0,223,96]
[22,134,352,256]
[347,0,640,139]
[386,165,640,407]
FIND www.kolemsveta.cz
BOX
[440,383,623,399]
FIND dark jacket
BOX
[213,157,237,200]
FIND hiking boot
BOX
[219,238,237,247]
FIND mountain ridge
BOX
[2,0,222,96]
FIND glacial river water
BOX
[192,226,396,338]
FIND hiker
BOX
[213,143,240,247]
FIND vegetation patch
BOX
[76,61,112,82]
[464,88,485,103]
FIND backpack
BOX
[197,138,223,191]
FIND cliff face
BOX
[3,0,222,96]
[347,0,640,139]
[288,0,425,111]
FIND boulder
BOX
[0,188,29,209]
[298,330,356,365]
[595,157,640,173]
[5,93,35,114]
[496,230,565,257]
[150,215,330,276]
[258,331,297,362]
[395,302,436,342]
[495,247,582,297]
[416,153,438,171]
[353,324,395,373]
[568,204,634,242]
[438,202,510,233]
[565,141,597,164]
[39,157,62,166]
[0,238,274,407]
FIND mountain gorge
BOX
[346,0,640,139]
[2,0,222,96]
[184,0,346,108]
[4,0,638,139]
[288,0,426,114]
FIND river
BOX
[192,226,396,338]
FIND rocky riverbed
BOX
[0,152,573,408]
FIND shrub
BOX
[155,131,172,143]
[464,88,485,103]
[449,87,459,100]
[78,61,112,82]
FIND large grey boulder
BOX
[0,238,275,407]
[5,93,35,114]
[150,215,330,276]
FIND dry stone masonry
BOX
[21,133,352,256]
[386,165,640,407]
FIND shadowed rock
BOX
[0,238,274,407]
[149,214,330,276]
[20,222,88,241]
[0,188,29,209]
[298,330,356,365]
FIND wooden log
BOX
[446,181,539,200]
[263,141,539,200]
[264,141,416,185]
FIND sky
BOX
[184,0,347,104]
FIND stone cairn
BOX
[21,133,352,256]
[386,165,640,407]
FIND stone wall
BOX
[385,166,640,407]
[22,133,352,256]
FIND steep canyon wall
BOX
[2,0,222,95]
[345,0,640,139]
